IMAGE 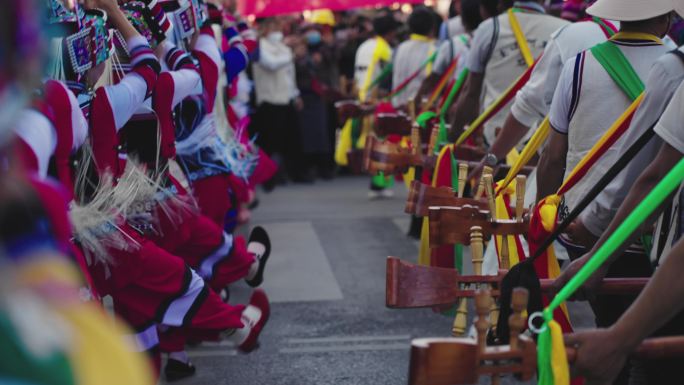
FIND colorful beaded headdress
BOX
[120,1,168,48]
[64,9,113,74]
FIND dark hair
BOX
[448,0,460,18]
[461,0,484,31]
[373,13,398,36]
[408,7,435,36]
[430,10,444,37]
[480,0,501,17]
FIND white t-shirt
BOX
[549,38,674,217]
[391,37,436,106]
[439,16,466,42]
[581,48,684,237]
[432,34,470,80]
[511,20,618,128]
[466,3,569,143]
[654,80,684,153]
[254,37,299,106]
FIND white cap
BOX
[587,0,684,21]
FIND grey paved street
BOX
[165,176,594,385]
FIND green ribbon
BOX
[367,62,394,91]
[450,150,464,272]
[437,68,469,152]
[591,41,645,101]
[537,157,684,385]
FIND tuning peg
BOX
[500,235,510,271]
[482,174,497,221]
[470,226,484,276]
[509,288,529,350]
[474,166,493,199]
[516,175,527,222]
[411,127,421,156]
[474,289,492,353]
[408,100,416,121]
[452,297,469,337]
[457,163,468,198]
[428,126,439,155]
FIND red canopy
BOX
[238,0,425,18]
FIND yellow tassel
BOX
[335,119,353,166]
[549,320,570,385]
[539,195,561,232]
[418,217,431,266]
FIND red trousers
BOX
[150,176,254,291]
[192,173,250,231]
[88,224,245,372]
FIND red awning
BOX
[238,0,425,18]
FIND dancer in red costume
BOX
[28,1,272,381]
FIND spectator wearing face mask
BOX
[251,17,310,187]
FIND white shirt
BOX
[391,36,436,106]
[440,16,466,42]
[511,20,618,128]
[654,80,684,154]
[253,36,299,106]
[466,3,569,143]
[433,34,470,80]
[549,38,674,216]
[581,48,684,237]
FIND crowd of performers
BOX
[0,0,280,383]
[351,0,684,384]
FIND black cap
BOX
[373,13,400,36]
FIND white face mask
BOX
[267,31,284,43]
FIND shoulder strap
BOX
[483,17,499,69]
[590,41,645,101]
[508,9,534,67]
[670,48,684,65]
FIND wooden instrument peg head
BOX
[457,163,468,198]
[428,126,439,155]
[515,175,527,222]
[508,288,529,350]
[511,287,529,313]
[470,226,484,276]
[452,298,469,336]
[482,174,497,219]
[408,100,416,121]
[474,289,492,352]
[474,166,493,199]
[499,235,510,271]
[411,127,421,155]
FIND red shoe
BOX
[238,289,270,353]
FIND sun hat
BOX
[587,0,684,21]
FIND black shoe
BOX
[164,359,196,382]
[245,226,271,287]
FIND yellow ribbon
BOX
[359,36,392,102]
[496,117,551,195]
[493,180,523,266]
[508,9,534,67]
[549,320,571,385]
[610,32,663,44]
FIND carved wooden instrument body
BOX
[385,257,649,308]
[408,288,684,385]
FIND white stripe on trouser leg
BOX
[199,232,234,280]
[162,269,205,326]
[125,324,160,352]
